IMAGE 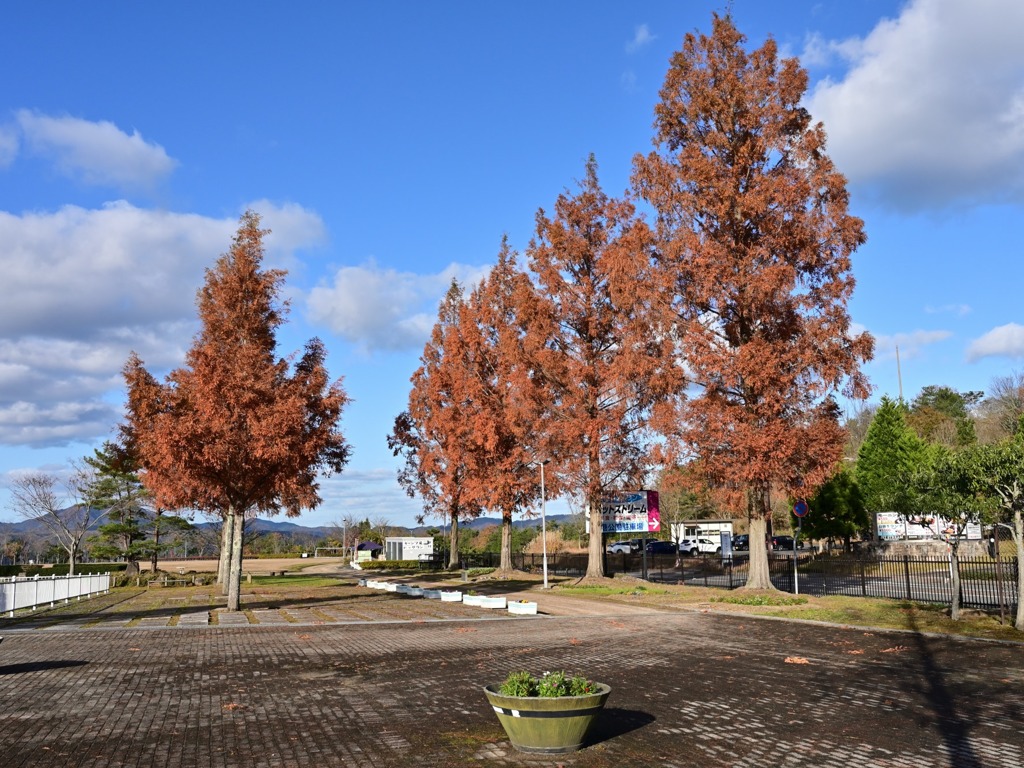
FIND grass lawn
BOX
[554,580,1023,643]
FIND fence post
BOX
[903,555,912,601]
[860,558,867,597]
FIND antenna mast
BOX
[896,344,903,402]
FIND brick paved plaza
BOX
[1,584,1022,767]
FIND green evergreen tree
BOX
[803,465,868,551]
[86,442,194,574]
[84,443,152,576]
[856,396,928,515]
[907,385,981,448]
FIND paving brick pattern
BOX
[1,590,1022,767]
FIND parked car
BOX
[679,537,721,556]
[644,540,679,555]
[731,534,749,551]
[607,540,634,554]
[770,535,804,550]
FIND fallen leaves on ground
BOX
[784,656,811,664]
[881,646,909,654]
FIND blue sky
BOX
[2,0,1023,529]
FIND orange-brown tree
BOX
[528,156,674,578]
[122,211,350,610]
[460,240,552,572]
[632,15,873,588]
[389,281,483,568]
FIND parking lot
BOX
[1,579,1022,767]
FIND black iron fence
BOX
[427,549,1019,613]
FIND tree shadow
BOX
[0,660,89,675]
[585,707,655,746]
[904,612,983,768]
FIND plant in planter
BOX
[483,670,611,754]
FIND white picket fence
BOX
[0,572,112,617]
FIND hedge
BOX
[359,560,425,571]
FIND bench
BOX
[147,578,191,588]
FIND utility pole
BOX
[896,344,903,402]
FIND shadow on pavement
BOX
[906,611,983,768]
[0,660,89,675]
[587,707,656,746]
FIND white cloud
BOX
[0,126,17,167]
[309,467,423,526]
[804,0,1024,210]
[0,201,326,448]
[307,260,489,352]
[16,111,177,190]
[923,303,971,317]
[246,198,327,266]
[966,323,1024,362]
[626,24,655,53]
[0,400,120,449]
[870,329,953,359]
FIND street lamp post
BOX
[539,460,550,589]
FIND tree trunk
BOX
[218,512,234,593]
[67,541,77,577]
[226,511,245,612]
[1014,509,1024,632]
[447,514,460,569]
[586,500,605,579]
[499,513,513,572]
[741,487,770,589]
[949,545,962,621]
[150,511,162,573]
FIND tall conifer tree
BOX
[529,157,673,578]
[389,282,483,567]
[633,15,873,588]
[123,211,350,610]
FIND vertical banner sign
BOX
[599,490,661,533]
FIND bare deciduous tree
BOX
[8,470,107,576]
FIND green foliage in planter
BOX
[498,670,597,697]
[499,670,537,697]
[466,567,495,577]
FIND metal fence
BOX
[429,550,1019,613]
[0,572,112,617]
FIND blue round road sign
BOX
[793,499,809,517]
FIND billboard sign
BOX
[600,490,661,534]
[875,513,982,541]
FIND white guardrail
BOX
[0,572,112,617]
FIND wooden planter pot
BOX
[482,683,611,754]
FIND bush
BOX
[359,560,421,571]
